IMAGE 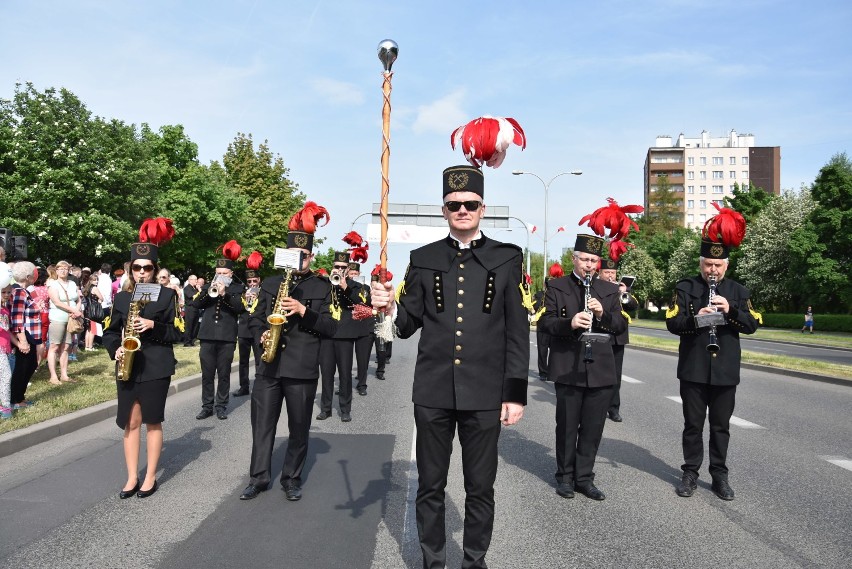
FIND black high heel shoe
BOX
[137,480,159,498]
[119,480,140,499]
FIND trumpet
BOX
[330,272,343,286]
[208,277,226,298]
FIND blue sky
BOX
[2,0,850,278]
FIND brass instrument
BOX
[117,290,151,381]
[261,268,295,363]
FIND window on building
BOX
[729,185,736,192]
[713,157,723,165]
[742,171,749,179]
[687,157,694,165]
[687,171,694,180]
[713,199,724,207]
[688,185,695,194]
[700,171,707,180]
[699,200,707,208]
[687,214,695,223]
[713,185,723,194]
[712,171,723,179]
[699,213,706,222]
[730,157,736,165]
[742,157,749,165]
[730,171,736,178]
[687,200,694,208]
[700,157,707,165]
[700,185,707,194]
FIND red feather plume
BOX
[138,217,175,246]
[216,240,242,261]
[548,263,564,278]
[343,231,366,248]
[450,116,526,169]
[371,264,393,281]
[350,247,369,263]
[246,251,263,270]
[288,201,330,233]
[316,268,328,276]
[702,203,746,247]
[608,238,634,261]
[578,198,643,240]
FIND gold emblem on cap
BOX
[710,244,724,258]
[217,259,227,267]
[136,244,150,256]
[294,233,309,248]
[448,172,469,190]
[587,238,603,253]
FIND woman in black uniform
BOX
[103,219,183,499]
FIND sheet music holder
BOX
[131,283,161,302]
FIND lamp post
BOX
[512,170,582,287]
[507,215,532,278]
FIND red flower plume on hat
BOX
[350,247,369,263]
[578,198,644,241]
[216,240,242,261]
[608,238,634,262]
[342,231,369,264]
[317,268,328,276]
[450,116,526,169]
[288,201,330,233]
[246,251,263,270]
[548,263,564,278]
[702,202,746,247]
[138,217,175,246]
[342,231,367,248]
[371,264,393,281]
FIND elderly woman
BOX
[8,261,43,408]
[103,220,182,499]
[46,260,83,385]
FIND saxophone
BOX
[261,268,294,363]
[117,300,143,381]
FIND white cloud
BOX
[411,89,468,135]
[309,77,365,106]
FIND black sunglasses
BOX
[131,264,155,273]
[444,200,482,212]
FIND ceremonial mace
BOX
[374,39,398,344]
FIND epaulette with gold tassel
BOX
[174,295,186,333]
[519,283,534,313]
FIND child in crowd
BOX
[1,284,21,419]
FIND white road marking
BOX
[665,396,765,429]
[622,375,643,384]
[819,456,852,472]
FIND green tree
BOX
[641,174,682,235]
[221,133,304,260]
[617,247,664,308]
[724,181,774,224]
[665,231,702,301]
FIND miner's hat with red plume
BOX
[215,240,242,270]
[701,203,746,259]
[132,217,175,262]
[245,250,263,279]
[287,201,331,252]
[548,263,565,279]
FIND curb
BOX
[626,345,851,387]
[631,325,852,352]
[0,363,236,460]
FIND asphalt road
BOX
[632,326,852,366]
[1,332,849,568]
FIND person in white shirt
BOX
[97,263,113,313]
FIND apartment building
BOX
[644,130,781,229]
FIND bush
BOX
[761,313,852,332]
[637,308,667,321]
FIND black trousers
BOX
[199,340,236,412]
[536,328,550,375]
[554,383,613,486]
[354,334,373,388]
[680,381,736,479]
[183,307,199,344]
[609,344,625,412]
[11,344,38,404]
[319,338,354,414]
[237,336,261,390]
[414,405,502,569]
[248,375,318,488]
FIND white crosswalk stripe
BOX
[621,375,643,384]
[665,396,765,429]
[818,456,852,472]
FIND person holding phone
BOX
[598,260,638,422]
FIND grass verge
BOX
[632,319,852,349]
[1,345,202,436]
[630,335,852,381]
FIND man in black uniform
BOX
[240,204,337,502]
[347,261,375,396]
[538,235,626,501]
[316,252,361,422]
[234,267,262,397]
[533,264,562,381]
[371,165,528,569]
[598,258,639,423]
[666,238,760,501]
[182,275,200,346]
[194,253,245,420]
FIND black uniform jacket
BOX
[103,286,182,382]
[666,275,759,386]
[237,287,260,341]
[249,272,338,380]
[395,235,529,411]
[615,292,639,346]
[328,278,374,339]
[538,274,626,387]
[193,283,245,342]
[183,284,199,306]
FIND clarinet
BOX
[583,273,595,363]
[706,276,720,356]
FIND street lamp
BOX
[512,170,582,287]
[507,216,532,278]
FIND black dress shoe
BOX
[555,482,574,499]
[316,411,331,420]
[357,386,367,396]
[341,412,352,422]
[712,478,735,501]
[196,409,213,420]
[137,480,159,498]
[119,480,140,499]
[574,483,605,501]
[216,410,228,420]
[538,372,549,381]
[240,484,268,500]
[676,472,698,497]
[282,480,302,501]
[376,372,385,380]
[607,410,623,422]
[232,387,249,397]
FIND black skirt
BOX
[116,377,171,429]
